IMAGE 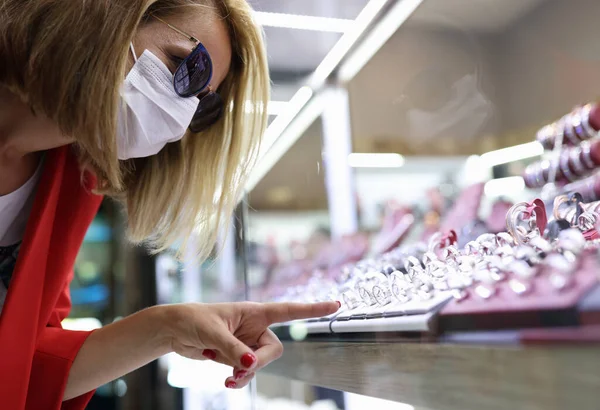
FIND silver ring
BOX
[474,283,496,299]
[510,259,536,280]
[457,254,478,274]
[571,108,586,140]
[442,246,461,267]
[523,164,536,187]
[528,235,552,254]
[372,285,392,306]
[525,162,540,187]
[549,272,573,292]
[538,160,550,187]
[404,256,422,272]
[514,245,542,265]
[356,283,377,306]
[366,271,388,284]
[557,228,586,254]
[464,241,482,256]
[422,251,439,266]
[559,152,576,182]
[570,146,586,175]
[581,104,598,138]
[496,232,515,247]
[577,211,597,231]
[563,114,580,145]
[476,233,498,254]
[509,278,533,296]
[564,207,578,225]
[389,271,412,303]
[580,141,596,169]
[506,202,535,245]
[586,201,600,214]
[536,124,556,148]
[426,260,448,278]
[342,290,361,310]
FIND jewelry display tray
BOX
[266,279,600,410]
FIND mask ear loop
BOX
[130,42,138,62]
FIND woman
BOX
[0,0,339,408]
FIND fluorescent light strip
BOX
[339,0,424,82]
[480,142,544,167]
[266,100,289,116]
[244,100,289,116]
[254,11,353,33]
[308,0,389,89]
[245,90,324,192]
[348,153,405,168]
[244,0,400,193]
[484,176,525,197]
[261,86,313,154]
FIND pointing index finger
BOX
[263,301,339,325]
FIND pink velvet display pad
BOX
[442,271,597,315]
[440,255,599,331]
[439,183,485,233]
[372,214,415,255]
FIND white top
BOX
[0,162,43,313]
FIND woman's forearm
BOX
[64,306,174,401]
[63,300,339,400]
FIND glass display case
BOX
[100,1,600,409]
[238,0,600,409]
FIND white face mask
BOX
[117,45,198,160]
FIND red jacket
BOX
[0,147,103,409]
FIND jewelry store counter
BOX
[264,337,600,410]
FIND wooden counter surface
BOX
[263,341,600,410]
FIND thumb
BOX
[212,327,258,371]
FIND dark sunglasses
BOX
[154,15,223,133]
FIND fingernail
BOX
[225,380,237,389]
[240,352,256,368]
[234,370,248,380]
[336,301,342,308]
[202,349,217,360]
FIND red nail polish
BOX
[235,370,248,380]
[225,380,237,389]
[202,349,217,360]
[336,301,342,308]
[240,352,256,368]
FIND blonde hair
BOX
[0,0,269,260]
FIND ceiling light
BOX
[348,153,405,168]
[254,11,353,33]
[480,142,544,167]
[484,176,525,197]
[261,86,313,153]
[266,101,289,116]
[339,0,424,82]
[308,0,389,88]
[245,87,323,192]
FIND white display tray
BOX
[330,311,435,333]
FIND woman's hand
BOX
[164,301,340,389]
[65,300,339,400]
